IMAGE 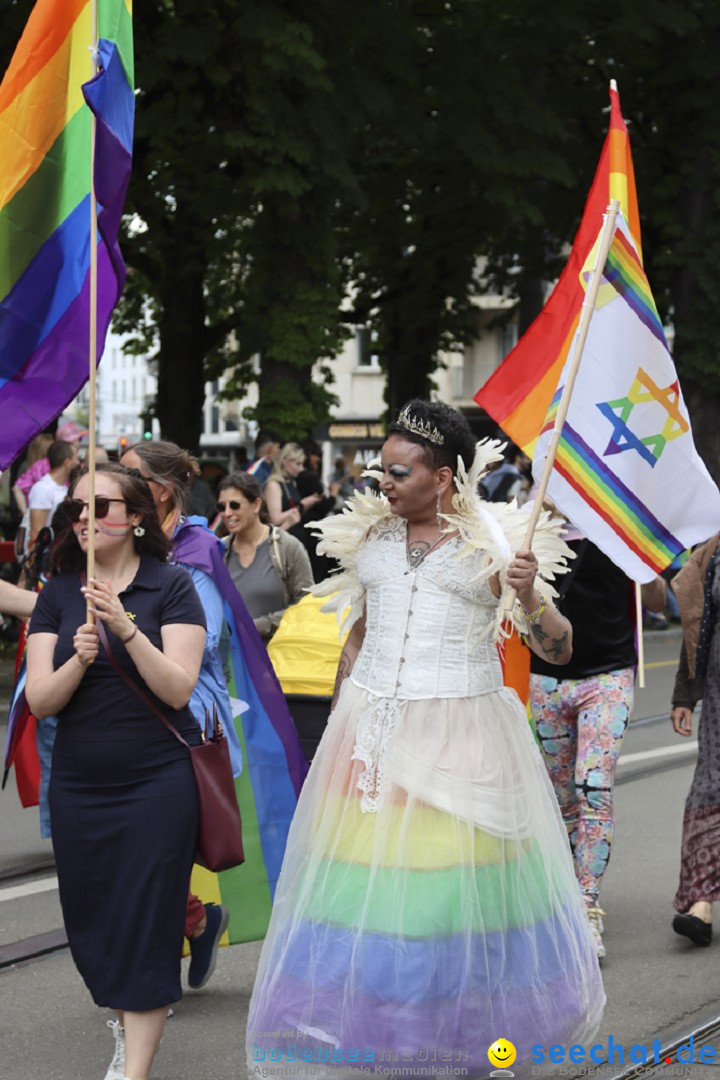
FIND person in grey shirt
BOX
[217,473,313,641]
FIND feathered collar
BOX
[308,439,572,641]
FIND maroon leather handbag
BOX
[97,621,245,872]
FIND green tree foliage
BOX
[346,1,590,415]
[2,1,720,469]
[116,0,402,448]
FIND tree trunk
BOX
[383,290,441,418]
[256,355,314,437]
[517,275,545,336]
[385,345,435,418]
[155,262,207,454]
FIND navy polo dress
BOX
[28,556,206,1010]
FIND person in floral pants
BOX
[530,537,666,960]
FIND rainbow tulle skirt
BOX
[247,681,605,1077]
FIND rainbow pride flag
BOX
[532,213,720,582]
[475,82,640,456]
[173,520,308,944]
[0,0,133,469]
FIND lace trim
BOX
[351,695,400,813]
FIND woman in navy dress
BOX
[26,463,206,1080]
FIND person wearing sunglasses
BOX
[118,443,308,1017]
[25,463,207,1080]
[217,472,313,642]
[119,440,237,996]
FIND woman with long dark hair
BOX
[119,440,238,996]
[26,464,206,1080]
[120,440,240,771]
[120,440,308,1006]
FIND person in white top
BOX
[27,440,78,546]
[246,399,605,1079]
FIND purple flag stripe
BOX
[0,198,91,382]
[0,244,116,469]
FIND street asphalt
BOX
[4,626,720,1080]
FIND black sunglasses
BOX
[216,499,245,513]
[65,497,128,523]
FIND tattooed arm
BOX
[506,548,573,665]
[525,606,573,665]
[331,610,366,710]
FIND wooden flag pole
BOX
[504,197,621,615]
[635,581,646,688]
[86,1,99,620]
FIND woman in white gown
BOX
[247,401,604,1078]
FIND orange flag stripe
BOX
[0,0,88,114]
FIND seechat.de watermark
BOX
[531,1035,716,1071]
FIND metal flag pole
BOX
[504,197,621,616]
[86,0,99,619]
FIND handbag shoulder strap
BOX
[269,526,291,606]
[95,619,191,749]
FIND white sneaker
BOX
[104,1018,125,1080]
[586,906,606,960]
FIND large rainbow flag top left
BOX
[0,0,134,470]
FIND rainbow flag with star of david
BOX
[532,211,720,583]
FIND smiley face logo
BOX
[488,1039,517,1070]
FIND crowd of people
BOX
[0,400,717,1080]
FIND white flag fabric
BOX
[532,212,720,583]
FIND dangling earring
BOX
[133,524,145,537]
[436,489,443,527]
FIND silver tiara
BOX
[396,405,445,446]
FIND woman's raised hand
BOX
[73,623,99,668]
[82,578,135,642]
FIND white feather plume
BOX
[306,439,573,643]
[441,440,574,640]
[305,490,393,635]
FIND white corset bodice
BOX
[350,519,503,700]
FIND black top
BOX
[297,469,336,522]
[28,556,206,745]
[531,540,636,680]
